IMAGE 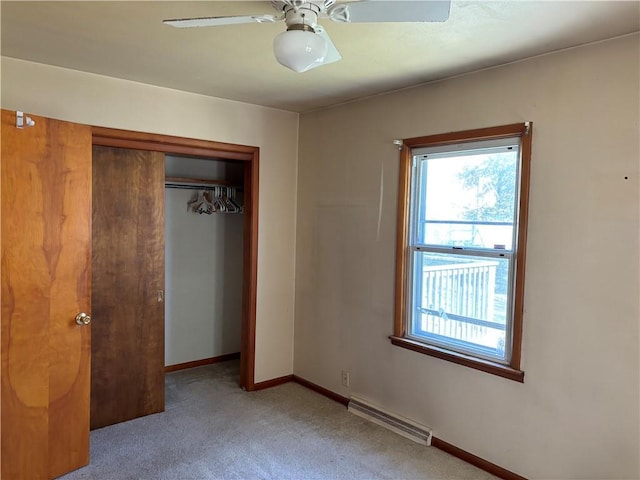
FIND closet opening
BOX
[164,155,245,378]
[91,127,259,429]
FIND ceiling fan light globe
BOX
[273,30,328,73]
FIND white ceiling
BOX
[2,1,639,112]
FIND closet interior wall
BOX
[164,155,244,368]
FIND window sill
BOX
[389,336,524,383]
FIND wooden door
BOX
[91,146,165,429]
[1,110,92,478]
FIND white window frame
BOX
[407,138,520,364]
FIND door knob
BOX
[75,313,91,325]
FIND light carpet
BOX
[62,360,498,480]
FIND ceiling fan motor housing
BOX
[272,1,338,30]
[271,1,337,12]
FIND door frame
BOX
[92,127,259,390]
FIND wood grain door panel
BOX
[1,110,92,479]
[91,146,165,430]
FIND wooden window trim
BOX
[392,123,532,382]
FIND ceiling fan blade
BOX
[164,14,281,28]
[314,27,342,68]
[333,0,451,23]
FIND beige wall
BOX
[0,57,298,383]
[295,34,640,479]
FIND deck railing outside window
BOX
[415,260,506,354]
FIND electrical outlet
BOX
[341,370,350,387]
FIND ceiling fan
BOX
[164,0,451,73]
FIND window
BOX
[391,123,532,382]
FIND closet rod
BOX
[164,176,242,190]
[166,184,223,190]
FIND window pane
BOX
[421,222,514,250]
[416,150,518,249]
[410,251,510,361]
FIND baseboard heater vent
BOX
[348,396,432,446]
